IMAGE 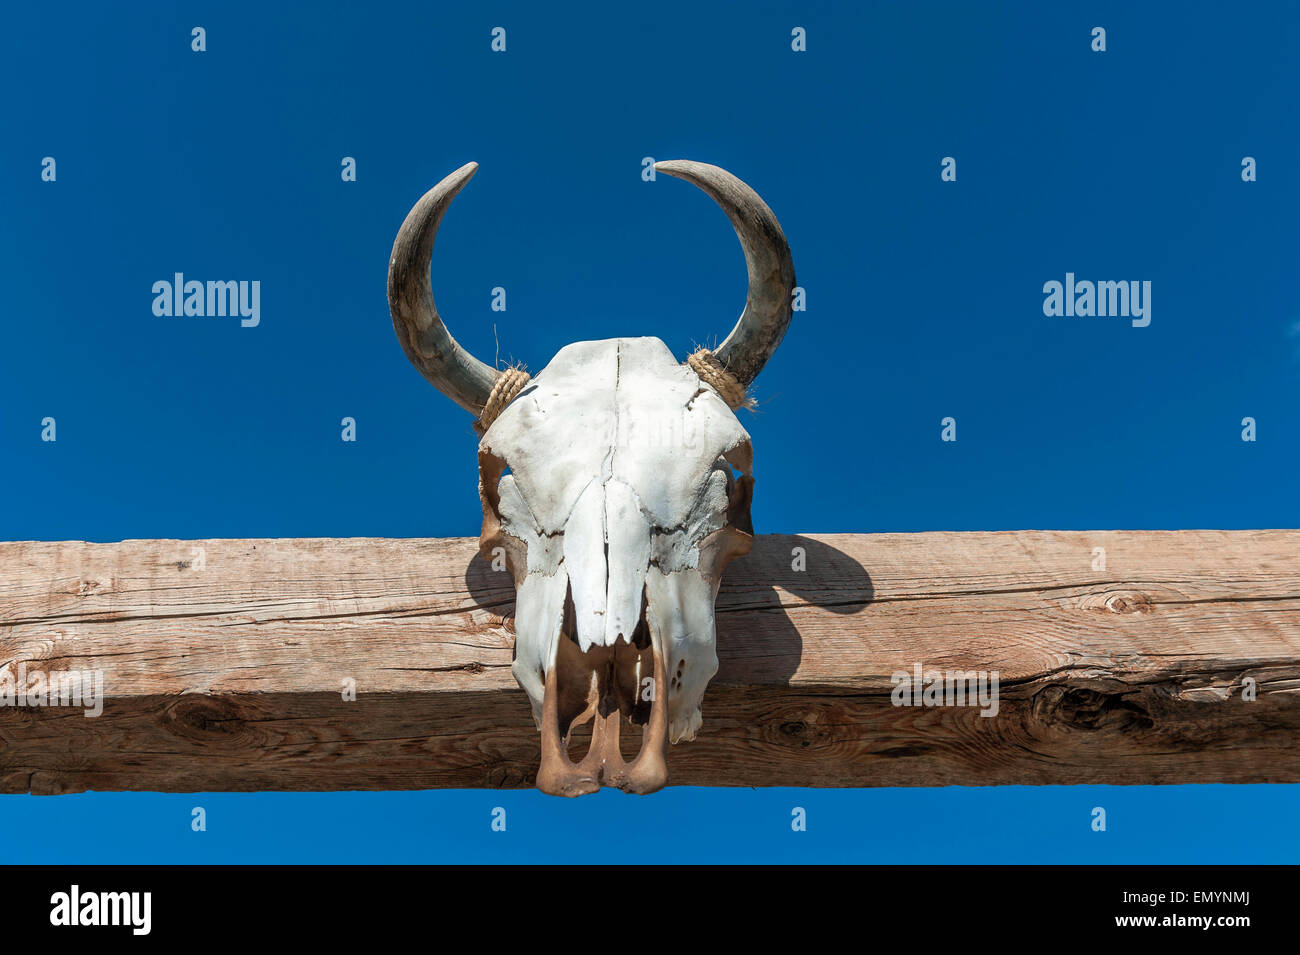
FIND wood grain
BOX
[0,531,1297,793]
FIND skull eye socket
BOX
[723,465,755,536]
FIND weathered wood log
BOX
[0,531,1297,794]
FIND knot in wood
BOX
[1032,685,1154,732]
[1103,590,1153,614]
[1077,589,1154,614]
[162,696,248,742]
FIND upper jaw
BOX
[536,631,669,797]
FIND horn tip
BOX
[442,161,479,187]
[655,159,729,187]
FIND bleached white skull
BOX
[388,160,795,795]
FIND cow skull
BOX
[387,160,795,795]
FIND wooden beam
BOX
[1,531,1297,794]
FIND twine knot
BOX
[686,348,753,411]
[476,366,531,434]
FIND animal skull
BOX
[387,160,795,795]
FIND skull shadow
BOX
[711,533,873,686]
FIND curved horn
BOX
[654,160,796,389]
[388,162,500,416]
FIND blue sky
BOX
[1,1,1297,863]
